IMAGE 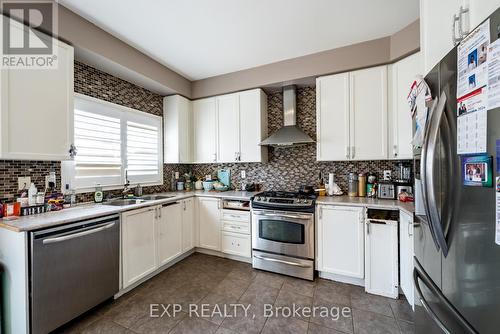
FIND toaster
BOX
[378,182,395,199]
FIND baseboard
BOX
[318,271,365,287]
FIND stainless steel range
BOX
[251,191,315,280]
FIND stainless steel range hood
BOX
[260,85,315,147]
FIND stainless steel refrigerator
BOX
[414,7,500,334]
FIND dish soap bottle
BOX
[94,184,103,203]
[28,183,37,206]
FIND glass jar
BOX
[348,173,359,197]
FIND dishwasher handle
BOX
[42,222,116,244]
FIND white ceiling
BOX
[59,0,419,81]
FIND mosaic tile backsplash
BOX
[0,61,186,201]
[0,63,411,201]
[189,87,412,192]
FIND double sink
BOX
[103,194,174,206]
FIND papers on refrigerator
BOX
[456,19,490,155]
[457,20,490,98]
[488,39,500,110]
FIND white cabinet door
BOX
[163,95,192,163]
[420,0,463,74]
[400,211,415,307]
[239,89,268,162]
[198,197,221,251]
[0,21,74,160]
[365,220,399,298]
[221,232,251,258]
[157,203,183,266]
[122,207,158,288]
[317,205,365,278]
[216,93,240,163]
[193,97,217,163]
[349,66,388,160]
[316,73,350,161]
[182,198,195,252]
[469,0,500,31]
[388,52,422,160]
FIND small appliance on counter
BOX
[377,182,396,199]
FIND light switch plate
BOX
[241,170,246,179]
[18,177,31,190]
[175,172,179,179]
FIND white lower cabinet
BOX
[122,207,158,288]
[122,200,196,289]
[197,197,221,251]
[365,218,399,298]
[221,209,251,258]
[317,205,365,279]
[182,198,195,252]
[400,211,415,307]
[157,202,183,266]
[221,232,251,258]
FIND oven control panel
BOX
[253,196,314,207]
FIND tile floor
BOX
[55,253,414,334]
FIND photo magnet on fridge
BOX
[462,155,493,187]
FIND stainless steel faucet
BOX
[122,169,131,196]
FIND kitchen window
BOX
[62,94,163,192]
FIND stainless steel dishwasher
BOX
[30,214,120,334]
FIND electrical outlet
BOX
[383,170,392,180]
[241,170,246,179]
[18,177,31,191]
[175,172,180,179]
[45,172,57,189]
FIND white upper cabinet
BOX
[193,97,217,163]
[175,89,267,164]
[468,0,500,28]
[216,93,240,163]
[316,73,350,161]
[317,205,365,279]
[239,89,268,163]
[349,66,388,160]
[316,66,388,161]
[420,0,471,75]
[0,23,74,161]
[388,52,422,160]
[163,95,192,163]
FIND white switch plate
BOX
[18,177,31,190]
[175,172,180,179]
[241,170,246,179]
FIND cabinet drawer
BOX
[221,209,250,223]
[222,221,250,234]
[221,232,251,258]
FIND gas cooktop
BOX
[251,191,316,212]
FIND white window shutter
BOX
[126,115,162,184]
[73,107,122,188]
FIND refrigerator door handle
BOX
[420,98,441,250]
[439,90,457,244]
[413,259,479,334]
[424,92,450,256]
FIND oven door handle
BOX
[254,212,312,220]
[253,254,312,268]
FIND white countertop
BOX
[0,190,258,232]
[316,195,414,215]
[0,191,414,232]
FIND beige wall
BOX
[191,20,420,99]
[57,6,191,97]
